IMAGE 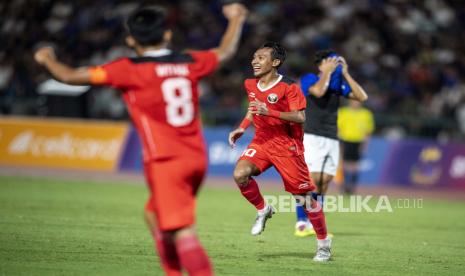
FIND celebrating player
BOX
[294,50,368,237]
[35,4,248,275]
[229,42,332,262]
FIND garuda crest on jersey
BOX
[267,93,278,104]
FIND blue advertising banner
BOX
[358,137,392,186]
[118,127,281,179]
[380,139,465,189]
[204,128,281,179]
[118,127,465,189]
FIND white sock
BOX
[317,237,331,247]
[257,204,268,215]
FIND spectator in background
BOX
[1,0,465,139]
[338,99,375,194]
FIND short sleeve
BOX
[287,83,307,110]
[188,50,219,78]
[300,73,319,96]
[89,58,133,89]
[244,79,254,101]
[365,109,375,134]
[337,107,347,130]
[341,80,352,97]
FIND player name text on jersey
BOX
[155,64,190,77]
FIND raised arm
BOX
[308,57,338,98]
[211,3,248,63]
[339,57,368,102]
[34,47,92,85]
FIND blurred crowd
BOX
[1,0,465,140]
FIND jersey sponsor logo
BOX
[267,93,278,104]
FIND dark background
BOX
[1,0,465,140]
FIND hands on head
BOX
[320,56,349,74]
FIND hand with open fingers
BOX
[34,47,56,65]
[249,99,268,115]
[229,128,245,147]
[319,57,339,74]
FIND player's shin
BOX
[144,210,182,275]
[175,233,213,276]
[238,177,265,210]
[153,230,183,276]
[304,199,328,240]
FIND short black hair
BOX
[314,49,337,65]
[260,42,287,68]
[126,7,168,46]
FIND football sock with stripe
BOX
[153,230,182,276]
[176,235,213,276]
[305,200,328,240]
[239,177,265,210]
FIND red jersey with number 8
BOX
[89,50,218,161]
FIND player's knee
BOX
[233,167,251,186]
[174,225,197,240]
[144,209,157,231]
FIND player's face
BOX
[251,48,275,77]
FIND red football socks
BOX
[153,230,182,276]
[305,200,328,240]
[239,178,265,210]
[175,235,213,276]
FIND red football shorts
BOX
[238,143,316,194]
[144,154,207,231]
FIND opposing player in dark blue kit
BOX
[294,50,368,236]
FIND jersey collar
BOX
[257,74,283,92]
[142,49,172,57]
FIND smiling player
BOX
[229,42,332,262]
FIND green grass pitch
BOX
[1,175,465,275]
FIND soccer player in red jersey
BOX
[228,42,332,262]
[34,4,248,275]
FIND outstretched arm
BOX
[34,47,92,85]
[339,57,368,102]
[249,100,305,123]
[308,57,338,98]
[211,3,248,63]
